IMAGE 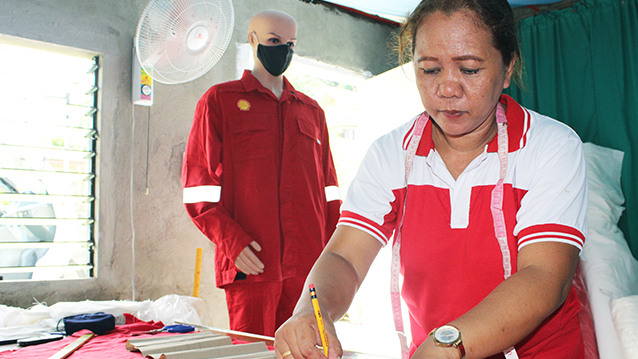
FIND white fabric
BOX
[610,295,638,359]
[580,142,638,359]
[183,185,221,204]
[0,293,204,353]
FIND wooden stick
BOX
[174,322,274,347]
[47,333,95,359]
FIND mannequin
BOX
[182,10,341,336]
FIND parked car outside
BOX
[0,176,56,280]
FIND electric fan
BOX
[134,0,235,86]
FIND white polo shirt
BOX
[338,95,587,355]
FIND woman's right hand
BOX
[274,311,342,359]
[273,226,382,359]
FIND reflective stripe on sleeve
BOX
[325,185,341,202]
[183,185,221,204]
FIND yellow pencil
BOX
[309,284,329,357]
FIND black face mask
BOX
[257,43,294,77]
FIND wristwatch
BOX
[429,325,466,359]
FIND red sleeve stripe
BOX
[519,224,585,241]
[519,237,584,251]
[518,231,584,251]
[338,217,389,245]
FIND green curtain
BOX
[505,0,638,257]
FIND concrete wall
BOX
[0,0,396,327]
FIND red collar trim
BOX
[406,94,530,156]
[486,94,530,153]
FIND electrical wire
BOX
[145,107,151,195]
[130,105,137,301]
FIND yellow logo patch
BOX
[237,99,251,111]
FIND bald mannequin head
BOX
[248,10,297,47]
[248,10,297,78]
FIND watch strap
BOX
[456,341,466,359]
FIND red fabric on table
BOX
[0,315,165,359]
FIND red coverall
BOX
[182,70,341,336]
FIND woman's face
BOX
[413,10,514,138]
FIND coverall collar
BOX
[240,69,300,102]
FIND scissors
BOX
[131,324,195,336]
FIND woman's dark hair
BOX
[397,0,523,86]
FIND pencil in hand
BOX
[309,284,329,357]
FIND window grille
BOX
[0,36,98,281]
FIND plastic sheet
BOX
[0,294,202,330]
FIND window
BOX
[284,56,370,197]
[236,43,371,196]
[285,63,404,357]
[0,35,98,281]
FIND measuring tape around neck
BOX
[390,103,518,359]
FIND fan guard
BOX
[135,0,235,84]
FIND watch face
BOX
[434,325,460,344]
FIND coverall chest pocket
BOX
[295,117,321,165]
[227,115,272,162]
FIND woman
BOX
[274,0,587,358]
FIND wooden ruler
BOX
[47,333,94,359]
[193,247,203,297]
